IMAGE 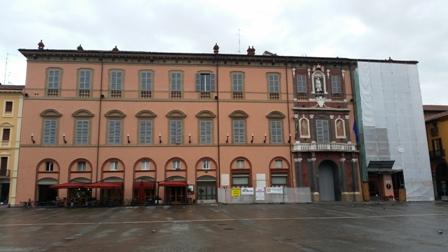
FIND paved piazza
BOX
[0,202,447,251]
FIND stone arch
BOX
[101,158,125,172]
[40,109,62,118]
[166,110,186,119]
[318,160,340,201]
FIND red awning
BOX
[158,181,188,187]
[133,181,156,189]
[50,182,89,189]
[85,182,123,189]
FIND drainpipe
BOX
[94,54,105,199]
[215,55,221,190]
[350,62,368,201]
[285,63,294,187]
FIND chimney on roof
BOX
[38,40,45,50]
[112,46,119,52]
[77,44,84,51]
[213,43,219,54]
[247,46,255,56]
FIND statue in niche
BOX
[314,75,323,93]
[336,119,345,137]
[300,118,309,138]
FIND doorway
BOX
[133,177,156,205]
[165,186,187,204]
[0,182,10,204]
[37,178,58,206]
[37,185,58,205]
[318,160,340,201]
[435,164,448,200]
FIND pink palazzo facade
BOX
[15,43,361,205]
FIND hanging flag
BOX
[353,120,360,144]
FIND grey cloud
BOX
[0,0,446,104]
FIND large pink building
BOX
[15,42,361,206]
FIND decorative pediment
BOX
[105,110,126,118]
[229,110,248,119]
[266,111,285,119]
[72,109,94,118]
[316,96,326,107]
[166,110,186,119]
[0,122,14,128]
[135,110,157,118]
[196,110,216,119]
[40,109,62,118]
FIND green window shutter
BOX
[210,73,216,91]
[195,73,201,91]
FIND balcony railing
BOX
[110,90,122,98]
[430,149,445,159]
[269,92,280,100]
[200,91,211,99]
[1,140,9,147]
[140,90,152,99]
[47,89,59,96]
[293,142,357,152]
[0,169,9,177]
[78,89,90,97]
[24,88,290,101]
[170,91,182,99]
[232,91,244,100]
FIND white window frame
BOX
[236,159,245,169]
[45,161,54,172]
[110,160,119,171]
[107,119,122,144]
[77,161,87,171]
[138,119,153,144]
[42,118,58,145]
[172,159,181,170]
[75,119,90,145]
[275,159,283,169]
[231,72,244,92]
[169,119,183,144]
[3,101,13,116]
[269,119,283,144]
[232,119,246,144]
[141,160,151,170]
[202,159,210,170]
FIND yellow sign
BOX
[231,187,241,198]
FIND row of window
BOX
[42,157,286,173]
[297,116,347,143]
[40,110,286,145]
[295,74,343,95]
[41,156,289,187]
[45,68,285,99]
[0,157,8,176]
[2,101,14,115]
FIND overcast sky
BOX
[0,0,446,104]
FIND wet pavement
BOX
[0,202,447,252]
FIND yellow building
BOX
[424,105,448,200]
[0,84,24,205]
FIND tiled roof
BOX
[425,111,448,122]
[423,105,448,112]
[0,84,24,91]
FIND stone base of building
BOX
[312,192,320,202]
[341,192,363,202]
[311,191,362,202]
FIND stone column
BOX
[351,157,360,201]
[294,156,302,187]
[339,156,346,191]
[351,158,359,191]
[308,155,318,201]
